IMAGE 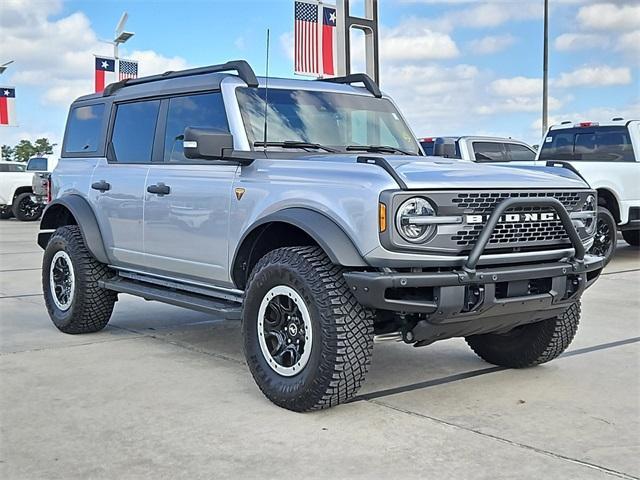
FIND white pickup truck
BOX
[0,157,56,221]
[418,136,537,162]
[537,119,640,260]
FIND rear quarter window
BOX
[540,126,635,162]
[64,104,106,154]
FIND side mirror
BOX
[183,127,234,160]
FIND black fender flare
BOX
[38,195,110,264]
[233,208,367,270]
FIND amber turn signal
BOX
[379,203,387,232]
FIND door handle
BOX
[91,180,111,192]
[147,183,171,196]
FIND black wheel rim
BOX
[49,251,75,310]
[257,286,312,376]
[18,197,41,220]
[590,216,614,258]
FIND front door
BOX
[143,91,237,285]
[90,99,161,268]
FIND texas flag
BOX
[322,6,337,77]
[0,87,16,126]
[95,56,116,93]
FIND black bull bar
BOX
[344,197,603,343]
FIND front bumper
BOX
[344,254,603,314]
[345,196,604,345]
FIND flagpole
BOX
[542,0,549,137]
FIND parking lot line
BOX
[353,336,640,402]
[367,400,639,480]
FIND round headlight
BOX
[396,197,436,243]
[583,194,596,211]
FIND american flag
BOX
[294,1,320,76]
[118,59,138,80]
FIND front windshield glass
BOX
[236,87,420,154]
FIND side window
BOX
[163,93,229,162]
[64,104,105,153]
[506,144,536,161]
[111,100,160,163]
[473,142,506,162]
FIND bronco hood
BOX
[382,156,588,190]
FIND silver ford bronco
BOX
[39,60,604,411]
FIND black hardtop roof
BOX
[72,60,381,105]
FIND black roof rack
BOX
[102,60,258,97]
[320,74,382,98]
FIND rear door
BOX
[90,99,161,268]
[143,91,237,284]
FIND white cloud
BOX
[616,30,640,56]
[467,34,516,54]
[490,76,541,97]
[577,2,640,31]
[554,66,632,88]
[379,27,459,61]
[554,33,609,51]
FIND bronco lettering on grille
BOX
[465,212,558,224]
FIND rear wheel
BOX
[12,192,43,221]
[43,226,117,334]
[589,206,616,265]
[466,302,580,368]
[242,246,374,411]
[0,206,13,219]
[622,230,639,247]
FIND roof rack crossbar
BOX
[102,60,259,97]
[320,74,382,98]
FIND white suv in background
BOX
[537,119,640,260]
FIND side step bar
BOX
[99,277,242,320]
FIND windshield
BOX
[539,126,635,162]
[236,87,420,155]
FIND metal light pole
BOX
[113,12,134,59]
[0,60,14,75]
[542,0,549,136]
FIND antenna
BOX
[262,29,270,150]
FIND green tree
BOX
[13,140,36,163]
[1,144,14,161]
[33,138,56,156]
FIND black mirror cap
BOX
[183,127,234,160]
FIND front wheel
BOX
[622,230,640,247]
[589,206,616,266]
[466,302,580,368]
[43,226,117,334]
[242,246,374,411]
[12,192,43,221]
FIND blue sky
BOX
[1,0,638,154]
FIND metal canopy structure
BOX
[335,0,380,84]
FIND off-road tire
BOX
[43,225,117,334]
[12,192,43,221]
[589,206,616,266]
[0,206,12,219]
[242,246,374,411]
[466,302,580,368]
[622,230,640,247]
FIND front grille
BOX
[449,191,587,250]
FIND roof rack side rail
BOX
[320,74,382,98]
[103,60,259,97]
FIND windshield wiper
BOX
[254,141,338,153]
[345,144,413,155]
